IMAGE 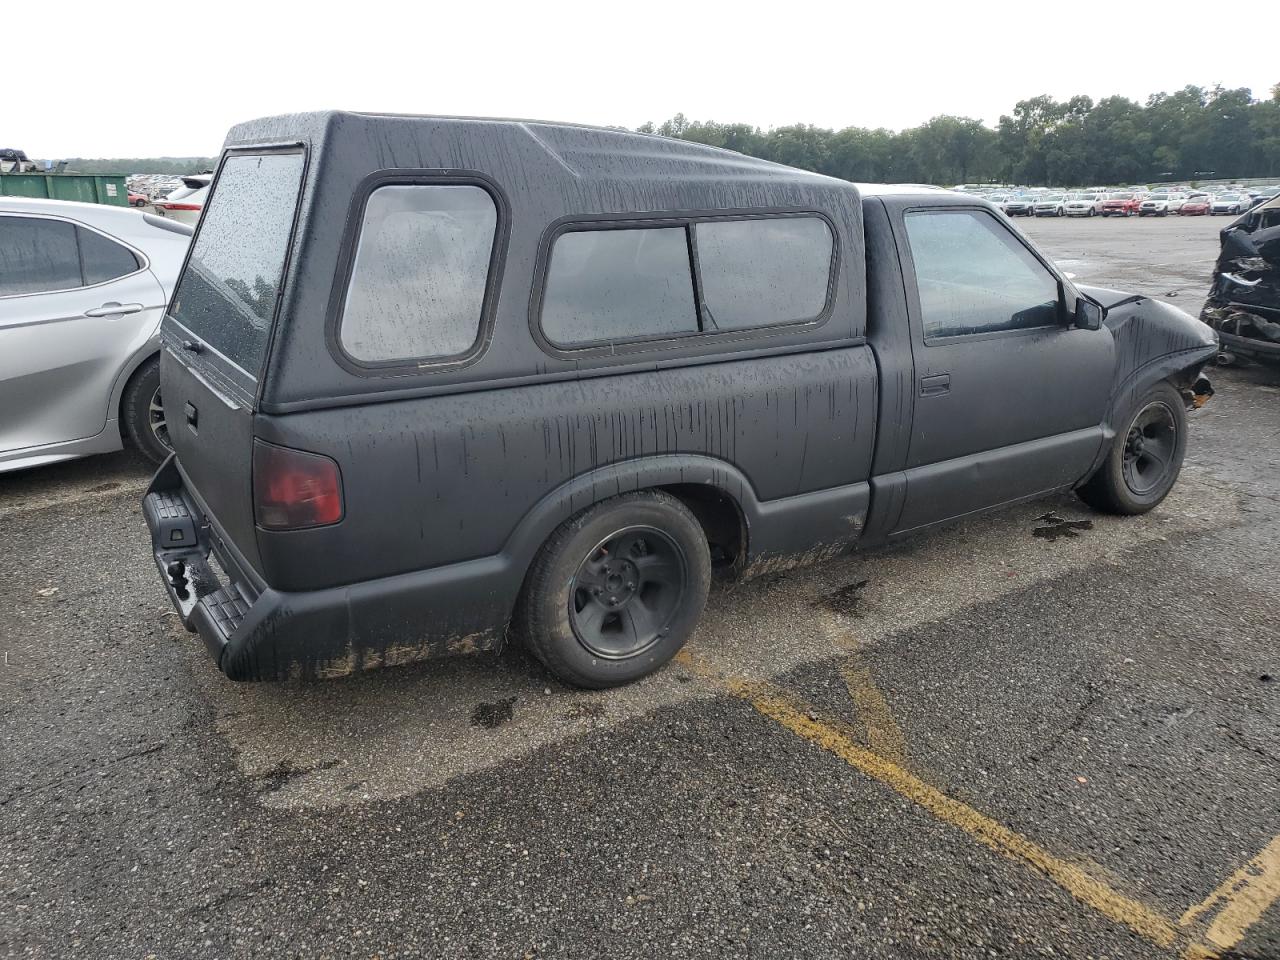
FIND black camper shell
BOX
[145,111,1218,685]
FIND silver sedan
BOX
[0,198,192,472]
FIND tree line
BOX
[637,84,1280,187]
[56,156,217,176]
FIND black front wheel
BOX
[1077,382,1187,515]
[515,491,711,688]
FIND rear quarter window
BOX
[168,151,305,377]
[79,226,141,285]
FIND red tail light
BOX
[253,441,344,530]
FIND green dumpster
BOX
[0,173,129,206]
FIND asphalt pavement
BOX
[2,214,1277,959]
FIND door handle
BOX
[919,373,951,397]
[84,302,144,318]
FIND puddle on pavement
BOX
[1033,512,1095,541]
[470,696,517,729]
[817,579,870,616]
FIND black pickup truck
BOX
[144,111,1217,688]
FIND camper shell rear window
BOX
[168,149,305,378]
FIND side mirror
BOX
[1074,298,1104,331]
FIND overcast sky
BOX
[9,0,1276,158]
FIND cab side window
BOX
[904,210,1060,339]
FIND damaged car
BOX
[143,111,1219,688]
[1200,193,1280,365]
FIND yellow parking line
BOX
[675,650,1181,950]
[819,619,909,767]
[1179,834,1280,957]
[837,659,908,766]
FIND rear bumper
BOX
[144,456,506,680]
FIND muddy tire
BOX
[1077,382,1187,515]
[121,357,171,464]
[514,491,711,689]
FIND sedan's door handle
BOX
[84,301,144,318]
[920,373,951,397]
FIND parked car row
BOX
[984,184,1279,220]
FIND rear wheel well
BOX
[655,483,746,573]
[118,353,160,435]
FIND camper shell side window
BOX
[531,211,839,358]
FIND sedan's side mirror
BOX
[1074,298,1104,331]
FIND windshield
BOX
[168,151,305,377]
[1219,194,1240,201]
[1041,195,1064,202]
[1110,193,1133,200]
[1149,194,1168,201]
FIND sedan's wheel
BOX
[1077,382,1187,515]
[515,491,711,688]
[122,357,172,464]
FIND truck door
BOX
[888,204,1115,535]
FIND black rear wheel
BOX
[122,357,172,464]
[1077,382,1187,515]
[515,491,711,688]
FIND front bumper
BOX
[1215,328,1280,362]
[143,456,506,680]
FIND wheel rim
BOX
[568,526,687,660]
[1122,402,1177,496]
[148,385,172,452]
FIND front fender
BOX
[1075,288,1218,480]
